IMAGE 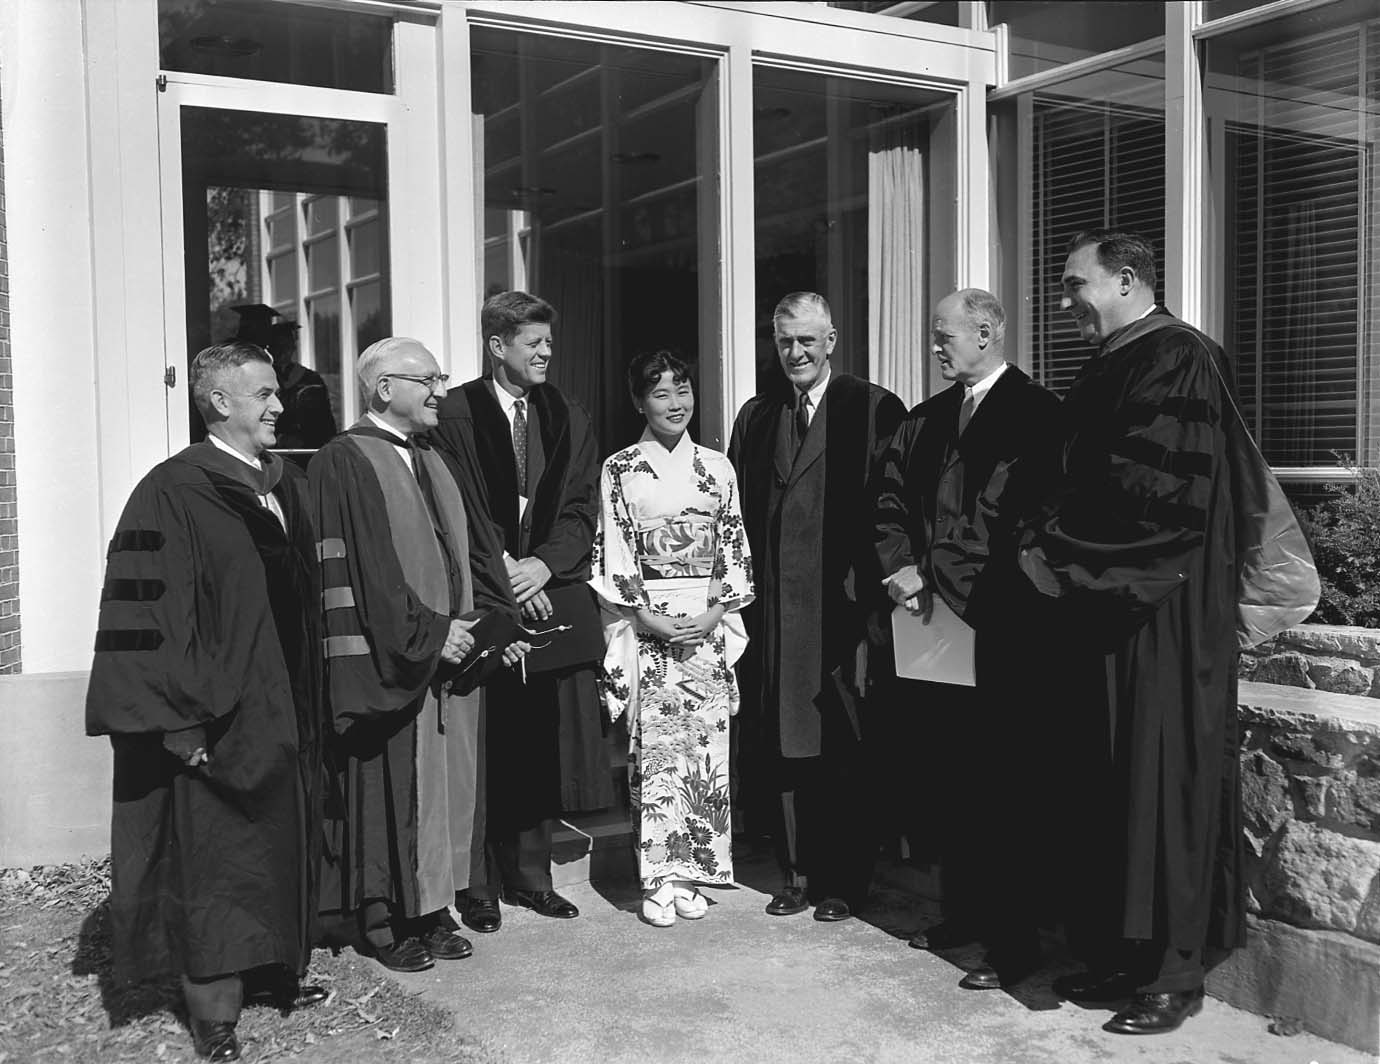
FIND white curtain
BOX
[868,127,926,409]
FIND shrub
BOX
[1297,464,1380,628]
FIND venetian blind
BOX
[1029,99,1166,396]
[1224,24,1376,468]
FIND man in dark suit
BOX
[432,291,612,934]
[873,288,1059,990]
[730,291,905,923]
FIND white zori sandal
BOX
[641,882,676,927]
[672,883,708,919]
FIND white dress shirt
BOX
[795,364,832,428]
[963,360,1010,421]
[492,380,532,518]
[366,410,413,472]
[207,433,285,529]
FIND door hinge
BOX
[164,366,176,388]
[156,74,168,93]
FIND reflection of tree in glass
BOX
[183,108,386,196]
[357,307,388,353]
[206,186,251,341]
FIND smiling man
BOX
[1020,230,1246,1035]
[729,291,905,923]
[432,291,610,936]
[87,342,327,1062]
[309,337,522,975]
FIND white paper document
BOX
[891,597,976,686]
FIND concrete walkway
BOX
[382,858,1369,1064]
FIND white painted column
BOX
[1164,1,1206,330]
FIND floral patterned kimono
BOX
[590,431,753,889]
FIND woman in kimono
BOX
[590,350,754,927]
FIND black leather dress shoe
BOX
[1053,969,1138,1003]
[813,898,852,922]
[369,937,435,973]
[1103,988,1204,1035]
[764,886,809,916]
[460,896,502,934]
[503,888,579,919]
[908,921,976,951]
[958,954,1039,991]
[244,982,330,1010]
[190,1019,241,1061]
[420,925,473,960]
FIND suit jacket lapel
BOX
[770,396,793,485]
[463,378,521,540]
[787,389,828,485]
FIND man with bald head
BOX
[874,288,1059,989]
[309,337,524,973]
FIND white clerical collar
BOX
[966,361,1009,402]
[797,364,831,409]
[491,379,530,416]
[366,410,410,443]
[207,431,263,471]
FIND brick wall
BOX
[0,81,18,675]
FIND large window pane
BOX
[990,2,1163,81]
[471,30,720,453]
[1001,58,1165,394]
[182,107,388,446]
[1207,0,1380,469]
[752,67,956,405]
[159,0,393,93]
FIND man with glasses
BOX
[433,291,611,936]
[88,342,327,1062]
[309,336,524,973]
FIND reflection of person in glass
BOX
[230,304,337,449]
[590,351,754,927]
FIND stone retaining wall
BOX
[1208,681,1380,1053]
[1240,624,1380,698]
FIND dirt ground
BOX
[0,859,495,1064]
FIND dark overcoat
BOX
[432,379,614,812]
[1020,308,1246,952]
[729,372,905,759]
[86,443,323,983]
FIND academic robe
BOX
[729,373,905,760]
[1019,307,1246,954]
[433,378,613,813]
[308,422,509,921]
[86,442,322,984]
[872,365,1060,928]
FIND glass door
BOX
[155,1,436,460]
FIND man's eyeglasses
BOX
[385,373,449,390]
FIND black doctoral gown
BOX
[86,442,323,984]
[871,365,1061,904]
[433,378,614,813]
[309,423,513,920]
[729,373,905,761]
[1019,308,1246,953]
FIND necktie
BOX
[957,388,976,436]
[795,392,811,448]
[513,398,528,496]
